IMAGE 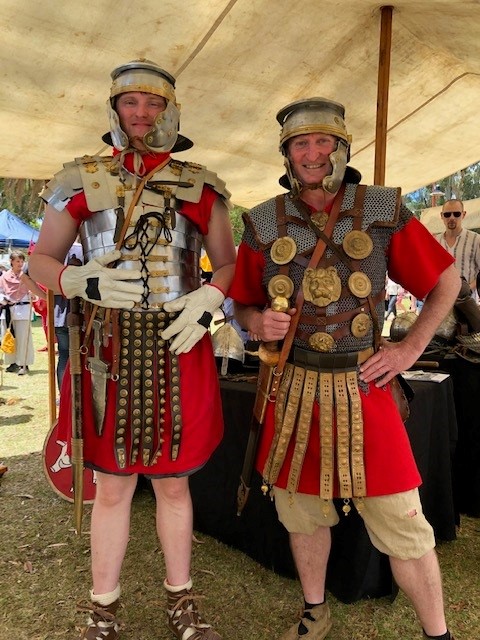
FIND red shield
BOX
[43,420,96,503]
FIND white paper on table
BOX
[402,370,450,383]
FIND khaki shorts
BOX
[273,487,435,560]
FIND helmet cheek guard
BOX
[143,100,181,152]
[323,140,349,194]
[107,100,129,151]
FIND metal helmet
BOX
[107,59,180,152]
[434,308,457,341]
[390,309,458,344]
[212,323,245,376]
[276,97,352,195]
[389,311,418,342]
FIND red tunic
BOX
[230,215,454,496]
[57,152,224,477]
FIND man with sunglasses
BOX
[435,199,480,294]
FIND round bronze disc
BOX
[270,237,297,265]
[351,312,371,338]
[268,274,294,301]
[348,272,372,298]
[308,332,335,352]
[343,230,373,260]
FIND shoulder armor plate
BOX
[176,160,231,205]
[41,156,231,213]
[40,159,84,211]
[75,155,119,212]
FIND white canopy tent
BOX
[1,0,479,207]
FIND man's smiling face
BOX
[287,132,337,187]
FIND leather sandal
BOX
[166,582,221,640]
[77,599,121,640]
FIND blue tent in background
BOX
[0,208,40,249]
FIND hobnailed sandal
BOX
[280,602,332,640]
[166,581,222,640]
[77,599,121,640]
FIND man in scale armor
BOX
[230,98,459,640]
[30,59,236,640]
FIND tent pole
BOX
[374,5,393,186]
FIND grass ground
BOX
[0,322,479,640]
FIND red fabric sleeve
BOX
[387,217,454,300]
[181,185,218,236]
[229,241,268,307]
[66,192,90,222]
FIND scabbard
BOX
[68,297,84,534]
[236,360,274,516]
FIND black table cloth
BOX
[433,355,480,518]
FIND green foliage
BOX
[229,204,248,246]
[0,177,44,227]
[405,160,480,210]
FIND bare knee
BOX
[152,477,190,504]
[95,473,138,508]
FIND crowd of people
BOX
[5,56,480,640]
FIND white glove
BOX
[59,250,143,309]
[161,284,225,354]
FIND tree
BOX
[229,204,247,246]
[0,177,45,226]
[405,160,480,210]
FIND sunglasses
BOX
[442,211,462,218]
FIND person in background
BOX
[385,275,400,320]
[0,250,35,374]
[30,59,236,640]
[435,199,480,298]
[230,97,459,640]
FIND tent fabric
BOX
[0,1,479,207]
[0,209,40,249]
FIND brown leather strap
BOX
[298,289,385,327]
[275,194,288,237]
[275,194,291,278]
[270,184,345,399]
[110,309,120,380]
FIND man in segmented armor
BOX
[230,98,460,640]
[30,59,236,640]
